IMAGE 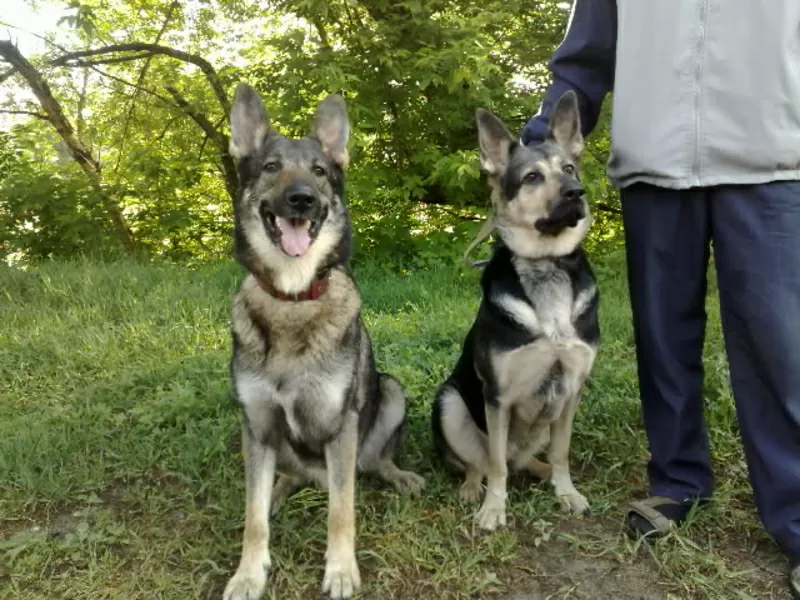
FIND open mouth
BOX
[263,213,315,257]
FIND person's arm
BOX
[520,0,617,145]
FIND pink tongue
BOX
[277,217,311,257]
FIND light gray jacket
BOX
[521,0,800,189]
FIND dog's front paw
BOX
[556,489,591,516]
[476,496,507,531]
[391,469,426,495]
[223,559,270,600]
[322,554,361,599]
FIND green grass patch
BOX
[0,253,789,599]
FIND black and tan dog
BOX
[222,83,425,600]
[431,90,599,531]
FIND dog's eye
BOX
[523,171,542,183]
[263,161,281,173]
[563,164,576,175]
[312,165,326,177]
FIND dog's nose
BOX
[562,184,584,202]
[284,182,317,210]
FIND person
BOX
[520,1,800,597]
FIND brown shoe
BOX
[625,496,693,540]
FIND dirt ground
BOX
[2,500,794,600]
[491,518,792,600]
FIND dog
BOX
[431,90,599,531]
[222,82,425,600]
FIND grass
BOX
[0,251,792,599]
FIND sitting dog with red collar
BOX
[222,83,424,600]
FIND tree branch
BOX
[0,40,136,252]
[74,52,155,65]
[0,67,18,84]
[51,42,230,115]
[165,86,237,201]
[311,16,332,50]
[113,0,180,174]
[425,203,483,222]
[0,109,50,121]
[155,116,179,142]
[165,87,221,145]
[51,53,238,201]
[85,66,175,105]
[594,201,621,215]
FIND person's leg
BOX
[709,182,800,581]
[620,183,714,535]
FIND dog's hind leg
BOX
[270,473,308,516]
[323,410,361,599]
[510,426,552,481]
[459,469,485,503]
[361,373,425,494]
[376,456,425,494]
[435,385,490,503]
[524,457,553,481]
[224,422,277,600]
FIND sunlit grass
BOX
[0,253,789,599]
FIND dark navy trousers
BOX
[621,181,800,559]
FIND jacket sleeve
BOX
[520,0,617,145]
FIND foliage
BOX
[0,0,621,265]
[0,128,113,260]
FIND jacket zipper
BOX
[692,0,710,186]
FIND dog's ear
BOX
[312,94,350,169]
[476,109,514,176]
[229,82,271,160]
[546,90,584,158]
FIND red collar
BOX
[254,272,330,301]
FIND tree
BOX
[0,0,618,264]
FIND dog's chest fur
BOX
[231,269,362,449]
[235,358,354,452]
[483,249,598,431]
[513,257,575,339]
[486,248,598,345]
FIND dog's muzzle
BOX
[535,184,586,235]
[259,180,327,258]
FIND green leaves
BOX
[1,0,619,264]
[57,1,98,36]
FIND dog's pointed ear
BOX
[312,94,350,170]
[229,82,271,160]
[547,90,584,158]
[476,109,514,176]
